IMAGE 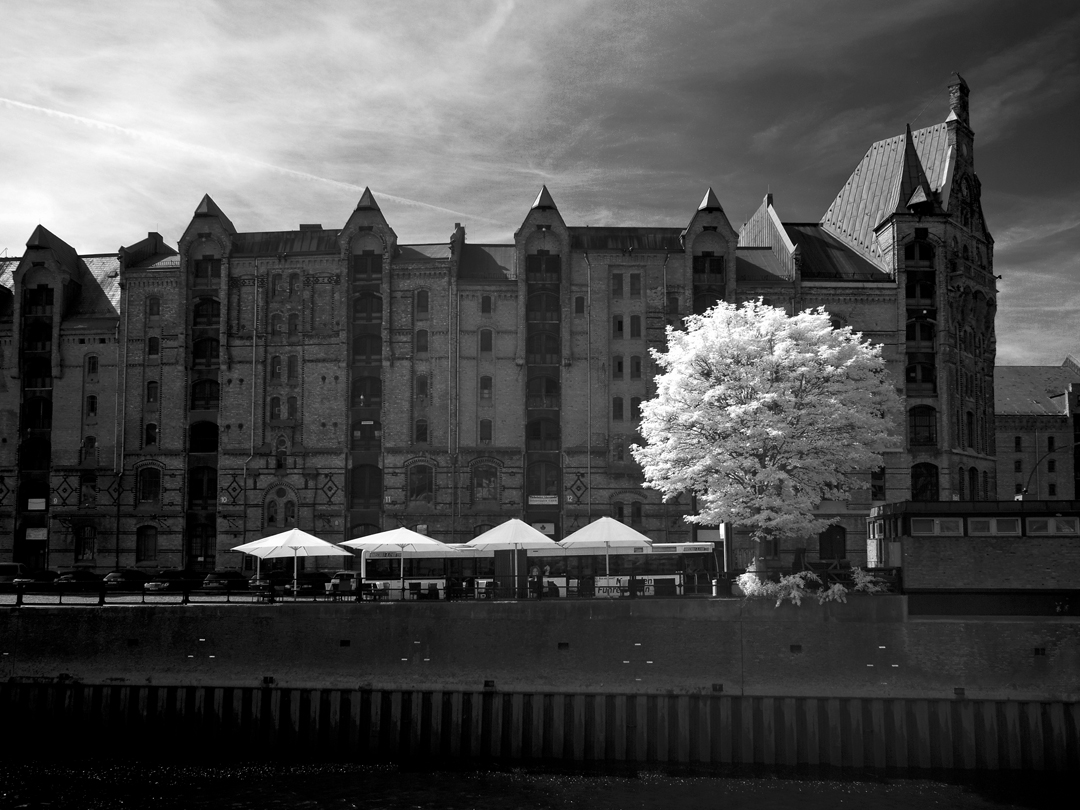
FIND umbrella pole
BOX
[399,546,405,601]
[293,550,298,601]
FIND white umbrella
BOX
[559,516,652,576]
[468,519,559,595]
[232,528,352,595]
[341,527,456,596]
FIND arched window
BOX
[667,294,680,315]
[818,526,846,560]
[526,332,559,364]
[612,356,624,379]
[526,292,559,322]
[630,501,642,526]
[189,421,219,453]
[415,330,429,355]
[193,337,219,367]
[270,273,283,298]
[526,376,558,408]
[81,436,97,463]
[415,290,429,318]
[270,355,282,380]
[191,379,219,410]
[269,397,281,421]
[147,296,161,318]
[479,419,492,444]
[289,274,300,298]
[351,420,381,451]
[631,397,641,423]
[904,241,935,263]
[525,251,560,279]
[906,313,935,343]
[408,465,434,504]
[612,315,624,338]
[353,333,381,363]
[630,356,642,379]
[136,526,157,562]
[905,354,936,393]
[85,395,98,418]
[275,436,288,469]
[415,374,428,400]
[144,423,158,447]
[270,313,283,334]
[353,293,382,324]
[911,463,939,502]
[146,381,159,403]
[350,464,382,508]
[526,418,559,451]
[693,252,725,276]
[287,355,299,381]
[414,419,428,444]
[479,329,493,352]
[908,406,937,446]
[958,466,967,500]
[287,313,300,336]
[612,397,624,421]
[284,500,296,525]
[287,396,297,419]
[473,465,497,501]
[86,355,99,377]
[613,501,625,521]
[192,298,220,326]
[138,467,162,504]
[481,295,492,314]
[266,501,278,526]
[351,376,381,408]
[147,336,160,357]
[526,461,559,498]
[479,376,493,399]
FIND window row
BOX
[269,273,303,299]
[269,354,301,381]
[1013,435,1061,453]
[610,273,642,298]
[611,355,643,380]
[349,462,555,507]
[268,313,302,336]
[611,315,642,339]
[611,397,642,422]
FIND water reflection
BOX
[0,762,1060,810]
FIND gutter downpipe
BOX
[114,280,129,571]
[661,250,670,542]
[242,258,259,566]
[583,252,592,520]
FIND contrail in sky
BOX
[0,97,505,226]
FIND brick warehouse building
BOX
[0,75,1002,575]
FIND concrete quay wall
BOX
[3,597,1079,702]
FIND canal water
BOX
[0,762,1061,809]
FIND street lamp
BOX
[1019,440,1080,499]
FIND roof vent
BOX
[298,224,322,231]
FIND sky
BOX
[1,0,1077,365]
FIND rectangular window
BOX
[630,315,641,338]
[1027,517,1079,535]
[910,518,962,535]
[1048,483,1058,496]
[1014,460,1023,473]
[968,518,1020,535]
[629,274,641,297]
[479,419,492,444]
[612,274,623,298]
[1048,460,1056,473]
[612,316,624,339]
[1048,437,1056,452]
[612,356,623,380]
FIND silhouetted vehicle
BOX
[11,569,60,591]
[104,569,151,589]
[0,562,33,592]
[55,569,105,591]
[144,570,201,592]
[250,569,292,590]
[202,570,249,591]
[284,571,331,596]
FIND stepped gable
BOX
[821,122,950,267]
[995,363,1080,416]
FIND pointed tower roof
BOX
[892,125,937,214]
[192,194,237,234]
[355,187,380,211]
[698,187,723,212]
[531,185,557,210]
[25,224,80,269]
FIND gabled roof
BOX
[355,187,380,211]
[397,243,451,262]
[459,244,514,280]
[892,125,938,216]
[821,122,951,267]
[995,364,1080,417]
[26,224,81,270]
[231,228,342,256]
[531,185,557,210]
[734,248,788,284]
[193,194,237,234]
[76,255,122,316]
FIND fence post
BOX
[97,585,106,607]
[14,583,23,608]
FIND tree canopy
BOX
[632,300,901,544]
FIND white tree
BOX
[632,300,901,547]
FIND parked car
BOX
[202,570,250,591]
[284,571,331,596]
[250,569,292,590]
[55,569,105,591]
[144,569,201,592]
[12,569,61,592]
[103,569,151,590]
[0,562,32,592]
